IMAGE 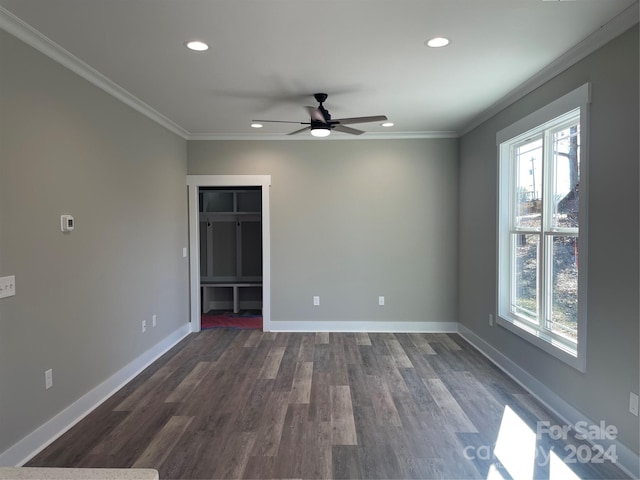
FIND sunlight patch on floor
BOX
[491,405,581,480]
[549,449,581,480]
[494,405,537,478]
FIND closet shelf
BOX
[199,211,261,216]
[201,276,262,283]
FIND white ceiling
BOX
[0,0,637,139]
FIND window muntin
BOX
[497,85,589,371]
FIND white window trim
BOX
[496,84,590,372]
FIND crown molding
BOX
[0,7,190,139]
[460,1,640,136]
[186,131,459,141]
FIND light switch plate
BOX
[630,392,638,416]
[0,276,16,298]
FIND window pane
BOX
[551,124,580,229]
[547,236,578,342]
[515,139,542,229]
[512,233,539,322]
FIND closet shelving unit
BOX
[199,188,262,314]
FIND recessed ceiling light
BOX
[185,40,209,52]
[426,37,450,48]
[381,122,394,127]
[251,123,263,128]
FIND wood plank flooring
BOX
[27,330,629,479]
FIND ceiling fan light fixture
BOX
[426,37,450,48]
[310,127,331,138]
[185,40,209,51]
[250,123,263,128]
[381,122,394,127]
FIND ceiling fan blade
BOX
[253,119,308,124]
[334,115,388,125]
[304,106,327,123]
[333,125,365,135]
[288,126,311,135]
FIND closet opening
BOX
[198,186,263,330]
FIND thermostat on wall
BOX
[60,214,74,232]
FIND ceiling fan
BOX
[253,93,388,137]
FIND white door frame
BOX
[187,175,272,332]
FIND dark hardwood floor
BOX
[27,330,628,479]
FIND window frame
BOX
[496,84,590,372]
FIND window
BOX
[497,84,590,371]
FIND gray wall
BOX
[188,138,459,325]
[458,26,639,454]
[0,30,189,455]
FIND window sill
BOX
[496,315,586,372]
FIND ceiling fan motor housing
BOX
[311,119,331,130]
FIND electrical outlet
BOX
[45,369,53,390]
[313,296,320,306]
[378,296,385,306]
[142,320,147,333]
[182,247,187,258]
[630,392,638,416]
[489,314,494,326]
[152,314,157,327]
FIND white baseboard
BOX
[0,323,192,467]
[268,320,458,333]
[457,324,640,479]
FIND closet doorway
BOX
[187,175,271,332]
